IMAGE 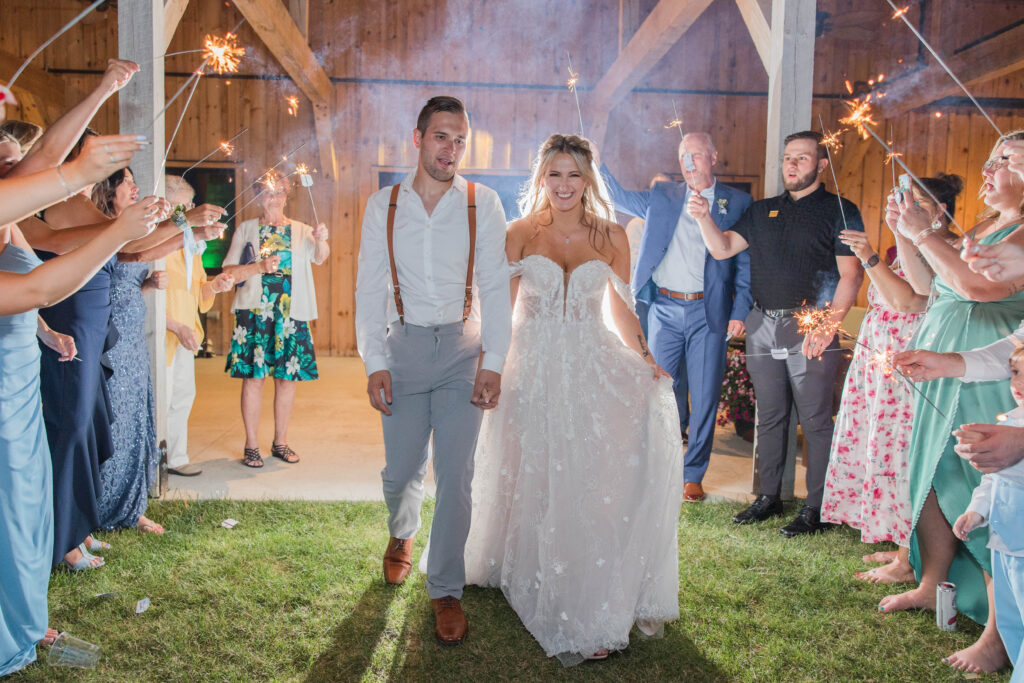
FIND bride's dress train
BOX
[463,254,683,665]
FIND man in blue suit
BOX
[603,132,752,502]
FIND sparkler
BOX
[664,101,684,141]
[883,0,1002,136]
[566,52,585,137]
[5,0,105,90]
[202,32,245,75]
[154,68,204,193]
[295,163,321,227]
[180,127,249,178]
[224,142,308,221]
[817,114,849,231]
[839,94,877,140]
[886,124,900,189]
[285,95,299,117]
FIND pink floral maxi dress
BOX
[821,272,924,546]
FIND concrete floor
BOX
[169,357,807,503]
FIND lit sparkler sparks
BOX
[181,127,249,178]
[202,32,245,74]
[664,101,684,141]
[295,163,321,226]
[839,95,877,140]
[821,129,844,152]
[883,0,1001,135]
[224,142,307,220]
[285,95,299,117]
[566,51,585,137]
[817,114,850,231]
[844,79,854,95]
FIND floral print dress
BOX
[820,267,923,545]
[226,222,318,380]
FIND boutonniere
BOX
[716,198,729,215]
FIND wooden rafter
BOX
[878,23,1024,119]
[734,0,770,72]
[0,48,76,113]
[231,0,331,105]
[589,0,716,146]
[163,0,190,52]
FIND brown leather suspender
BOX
[386,181,477,326]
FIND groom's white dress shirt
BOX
[355,172,511,376]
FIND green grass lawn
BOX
[16,499,1011,682]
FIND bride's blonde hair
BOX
[518,134,616,252]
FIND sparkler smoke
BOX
[6,0,105,89]
[883,0,1002,136]
[817,114,849,232]
[566,52,585,137]
[181,128,249,178]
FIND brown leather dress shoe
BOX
[383,536,413,585]
[683,482,705,502]
[432,596,468,645]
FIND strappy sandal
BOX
[271,443,299,464]
[242,447,263,468]
[87,536,111,552]
[64,544,104,571]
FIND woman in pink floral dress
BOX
[822,174,962,584]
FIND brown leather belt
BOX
[658,287,703,301]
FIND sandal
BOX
[86,535,111,552]
[64,544,104,571]
[242,447,263,468]
[271,443,299,464]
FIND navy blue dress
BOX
[98,261,158,530]
[37,251,116,565]
[0,244,52,676]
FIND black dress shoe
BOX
[732,494,783,524]
[780,505,833,537]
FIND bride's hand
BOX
[652,364,671,381]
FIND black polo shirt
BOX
[730,184,863,310]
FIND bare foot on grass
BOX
[943,628,1009,673]
[862,550,897,564]
[855,558,916,585]
[40,628,58,646]
[878,585,935,613]
[136,515,164,534]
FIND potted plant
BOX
[718,347,756,442]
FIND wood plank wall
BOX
[3,0,1023,355]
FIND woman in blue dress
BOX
[91,169,166,533]
[0,135,157,674]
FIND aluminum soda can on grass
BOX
[936,582,957,631]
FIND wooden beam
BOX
[589,0,716,147]
[287,0,309,40]
[118,0,169,471]
[763,0,816,197]
[231,0,331,105]
[877,23,1024,119]
[163,0,189,52]
[735,0,770,72]
[0,49,76,111]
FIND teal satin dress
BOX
[908,223,1024,624]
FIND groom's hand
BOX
[471,369,501,410]
[367,370,393,415]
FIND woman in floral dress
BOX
[222,170,329,467]
[822,174,962,584]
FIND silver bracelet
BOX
[55,164,75,199]
[912,227,937,247]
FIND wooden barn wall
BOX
[3,0,1023,355]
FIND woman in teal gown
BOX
[880,133,1024,674]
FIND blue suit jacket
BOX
[602,165,753,334]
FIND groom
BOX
[603,132,752,502]
[354,96,511,645]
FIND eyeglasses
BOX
[983,156,1010,172]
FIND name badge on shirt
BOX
[769,210,779,218]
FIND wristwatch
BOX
[862,254,880,269]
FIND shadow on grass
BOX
[304,581,399,681]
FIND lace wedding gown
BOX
[463,254,683,665]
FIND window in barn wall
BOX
[166,166,237,270]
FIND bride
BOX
[463,134,684,665]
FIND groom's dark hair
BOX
[416,96,469,134]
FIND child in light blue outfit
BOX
[954,345,1024,681]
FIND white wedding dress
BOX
[463,254,684,666]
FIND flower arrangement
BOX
[717,348,755,427]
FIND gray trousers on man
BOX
[381,320,483,600]
[744,308,839,509]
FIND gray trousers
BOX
[745,308,839,509]
[381,320,483,599]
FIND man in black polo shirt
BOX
[687,130,864,537]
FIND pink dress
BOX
[821,269,924,546]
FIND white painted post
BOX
[118,1,168,483]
